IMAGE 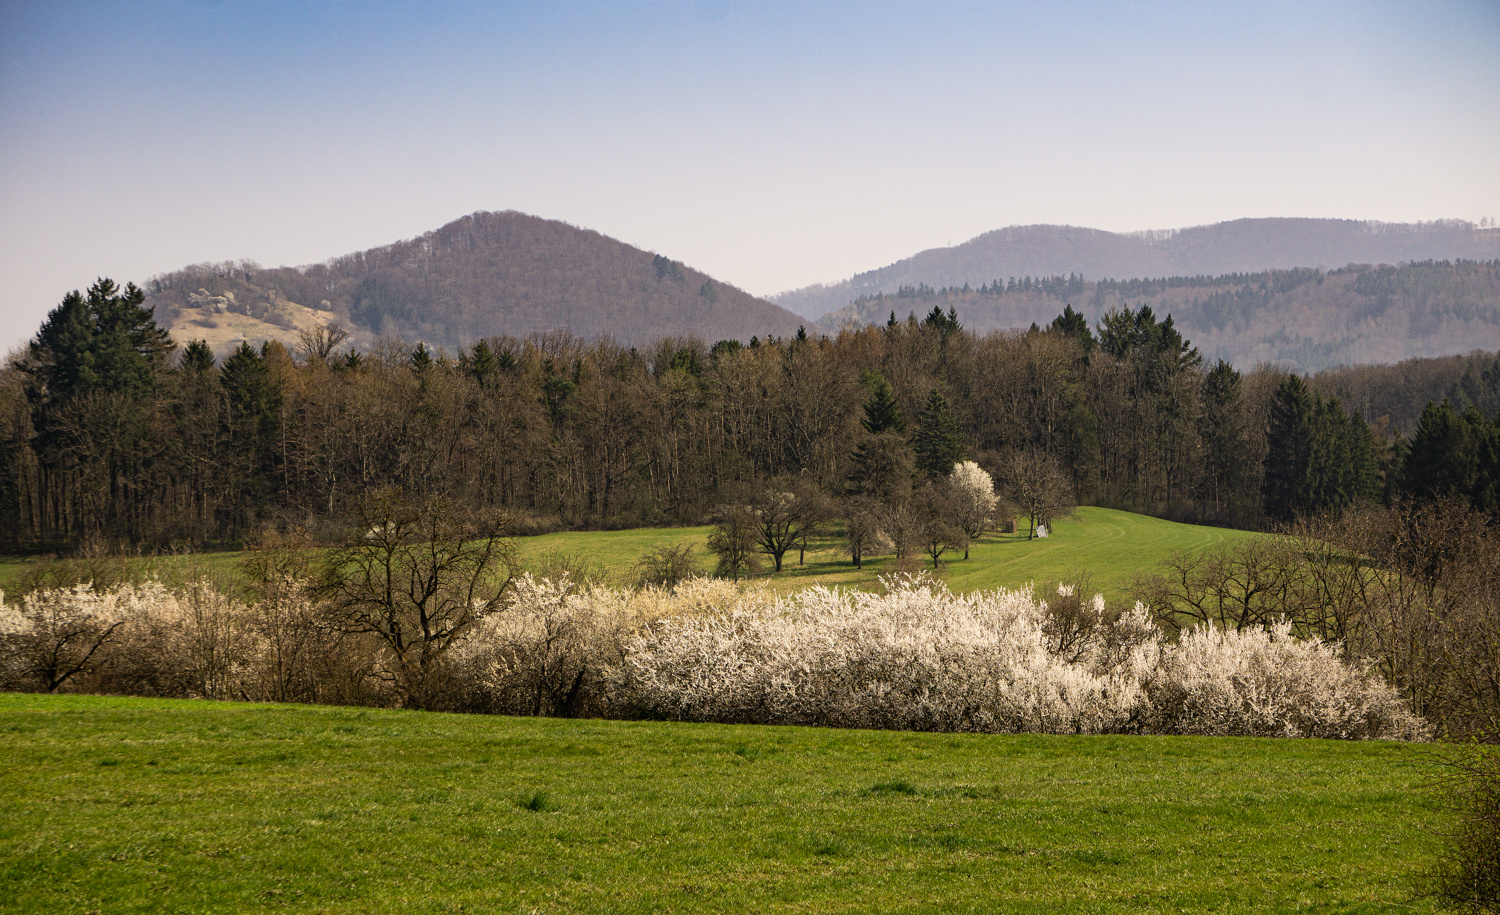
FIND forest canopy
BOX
[1,280,1498,552]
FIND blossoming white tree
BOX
[944,460,1002,558]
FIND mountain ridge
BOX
[816,259,1500,372]
[776,218,1500,319]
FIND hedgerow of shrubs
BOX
[0,574,1425,740]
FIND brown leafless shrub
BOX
[632,544,700,590]
[15,535,151,594]
[1428,743,1500,913]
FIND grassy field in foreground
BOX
[0,507,1261,606]
[0,694,1441,914]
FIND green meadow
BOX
[500,506,1262,605]
[0,693,1442,914]
[0,507,1257,606]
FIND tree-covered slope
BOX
[145,211,810,352]
[781,218,1500,320]
[818,260,1500,372]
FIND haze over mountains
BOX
[777,218,1500,319]
[818,261,1500,372]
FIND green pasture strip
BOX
[942,507,1263,604]
[512,525,712,583]
[0,693,1440,914]
[0,557,25,596]
[514,507,1263,605]
[0,507,1262,608]
[0,549,246,601]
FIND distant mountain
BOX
[146,211,810,354]
[818,260,1500,373]
[778,218,1500,319]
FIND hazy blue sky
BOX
[3,0,1498,351]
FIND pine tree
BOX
[912,390,965,479]
[1400,400,1479,504]
[1345,410,1382,505]
[463,340,498,388]
[1263,376,1318,523]
[1049,304,1096,354]
[860,372,906,435]
[220,342,283,532]
[180,340,216,375]
[22,279,174,542]
[1197,360,1244,513]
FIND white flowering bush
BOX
[1146,621,1427,740]
[0,583,153,692]
[946,460,1002,541]
[622,576,1159,734]
[455,574,775,716]
[109,580,257,700]
[0,573,1427,740]
[618,576,1422,739]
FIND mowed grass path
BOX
[0,694,1440,914]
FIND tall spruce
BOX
[860,372,906,435]
[912,390,965,479]
[1263,375,1318,523]
[219,342,283,533]
[1401,400,1481,504]
[1049,304,1096,354]
[21,279,173,542]
[1197,360,1245,513]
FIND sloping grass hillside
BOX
[0,694,1439,914]
[0,507,1259,607]
[515,507,1262,604]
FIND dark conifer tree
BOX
[1050,304,1096,354]
[220,342,283,533]
[463,340,498,388]
[180,340,216,375]
[1197,360,1245,513]
[860,373,906,435]
[912,390,965,479]
[1263,375,1318,523]
[1312,398,1354,511]
[21,279,173,541]
[1345,410,1383,506]
[410,342,434,374]
[1400,400,1479,504]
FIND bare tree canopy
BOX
[316,488,515,708]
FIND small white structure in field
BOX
[1036,524,1048,538]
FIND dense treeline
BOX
[3,279,1498,552]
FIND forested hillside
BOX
[781,218,1500,320]
[817,260,1500,372]
[3,279,1497,551]
[144,211,808,351]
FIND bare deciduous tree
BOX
[747,476,832,573]
[297,324,349,366]
[707,504,763,581]
[1004,448,1076,539]
[316,487,515,709]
